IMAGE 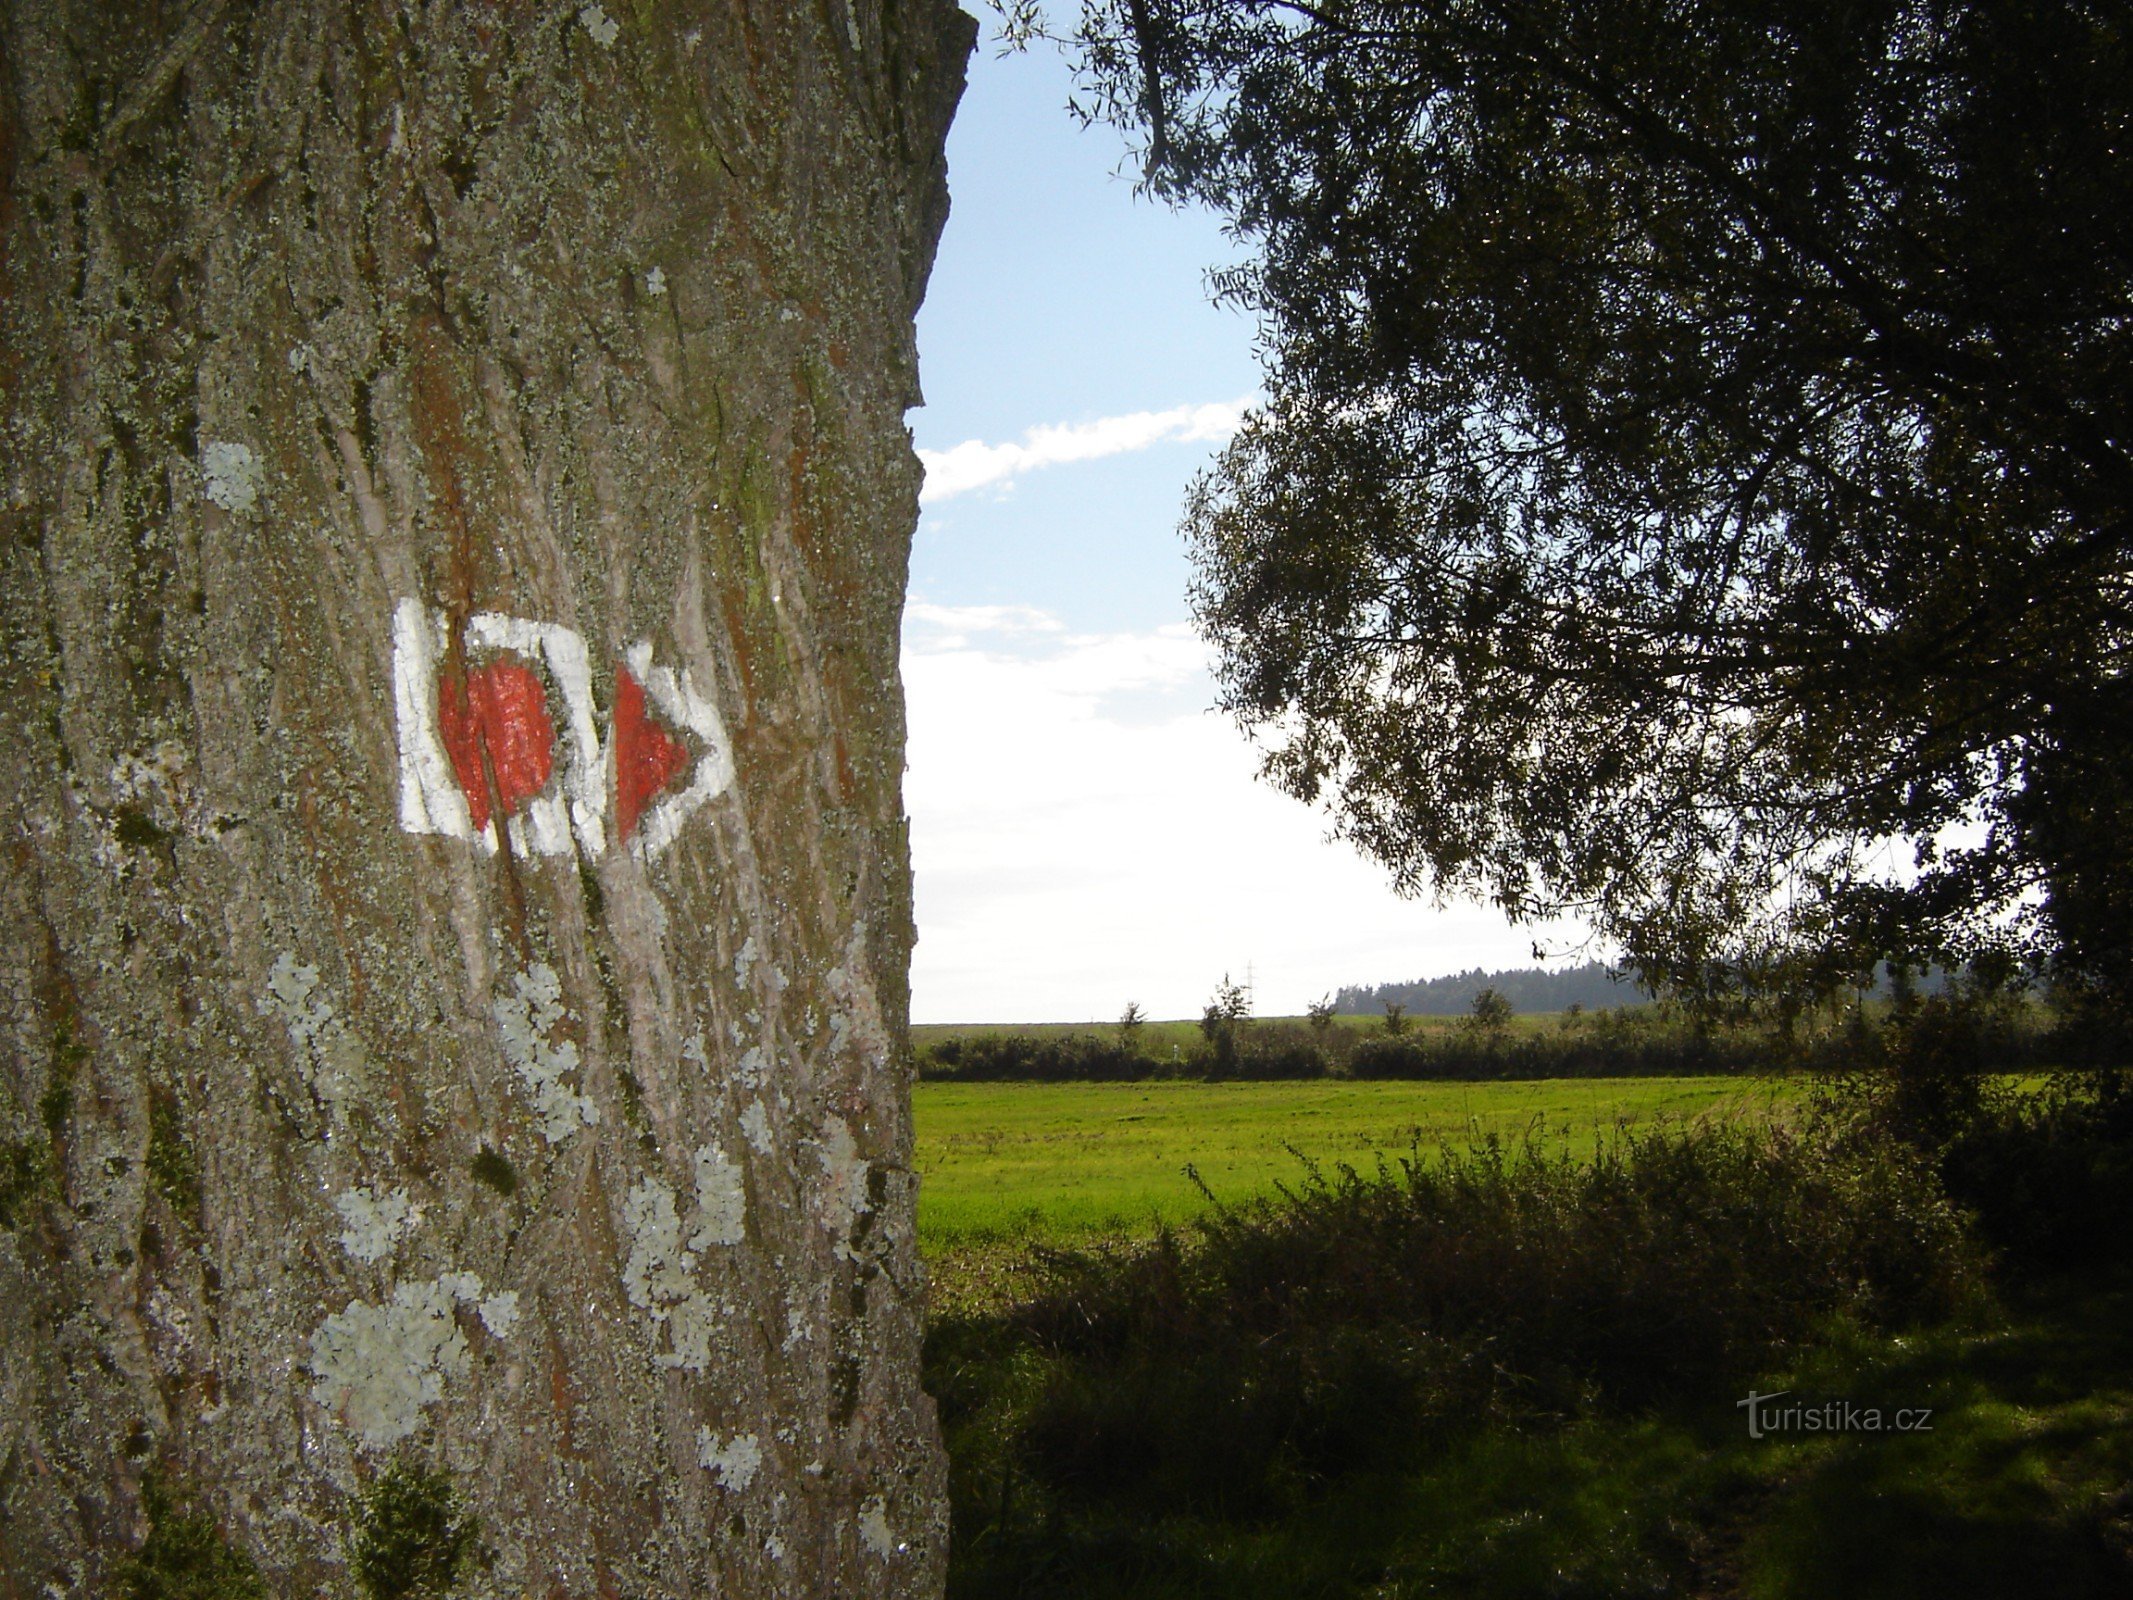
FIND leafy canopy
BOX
[1038,0,2133,1001]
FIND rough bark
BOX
[0,2,973,1594]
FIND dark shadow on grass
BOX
[1740,1270,2133,1600]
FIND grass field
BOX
[918,1062,2132,1596]
[913,1074,1803,1248]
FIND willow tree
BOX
[1051,0,2132,1006]
[0,2,972,1593]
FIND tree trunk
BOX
[0,2,973,1594]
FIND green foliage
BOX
[468,1146,517,1197]
[1937,1075,2133,1275]
[1742,1276,2133,1600]
[1115,1000,1146,1054]
[1057,0,2133,1004]
[116,1475,266,1600]
[1198,972,1252,1072]
[1378,1000,1406,1036]
[349,1460,479,1600]
[919,996,2068,1088]
[922,1030,1154,1083]
[1461,987,1514,1049]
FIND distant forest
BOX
[1334,960,1967,1017]
[1336,961,1647,1017]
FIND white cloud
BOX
[917,396,1256,504]
[901,605,1588,1023]
[901,602,1065,650]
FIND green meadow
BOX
[912,1074,1803,1248]
[918,1065,2133,1598]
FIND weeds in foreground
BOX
[928,1121,1992,1597]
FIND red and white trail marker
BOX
[391,598,731,861]
[613,641,735,858]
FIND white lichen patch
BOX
[644,265,667,297]
[740,1099,773,1156]
[262,952,366,1124]
[697,1429,762,1491]
[690,1143,746,1248]
[308,1274,510,1450]
[476,1290,520,1338]
[310,1280,466,1449]
[825,925,894,1074]
[622,1180,694,1309]
[857,1496,896,1558]
[621,1175,731,1372]
[814,1116,870,1235]
[579,3,619,46]
[493,964,598,1142]
[265,953,331,1047]
[199,440,263,513]
[334,1186,420,1264]
[665,1294,723,1373]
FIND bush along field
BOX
[922,1017,2133,1598]
[912,986,2062,1084]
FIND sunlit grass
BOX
[913,1074,1802,1252]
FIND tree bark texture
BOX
[0,1,973,1594]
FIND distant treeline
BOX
[917,984,2067,1084]
[919,1016,1774,1084]
[1333,960,1973,1017]
[1336,960,1646,1017]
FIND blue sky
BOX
[901,11,1591,1022]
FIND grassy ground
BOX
[934,1262,2133,1600]
[934,1269,2133,1599]
[913,1075,1800,1249]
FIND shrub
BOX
[929,1121,1984,1547]
[1224,1022,1330,1080]
[1937,1072,2133,1273]
[919,1032,1149,1082]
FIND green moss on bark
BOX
[41,1022,84,1136]
[146,1088,200,1215]
[468,1145,517,1197]
[0,1137,50,1226]
[349,1460,480,1600]
[115,1475,266,1600]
